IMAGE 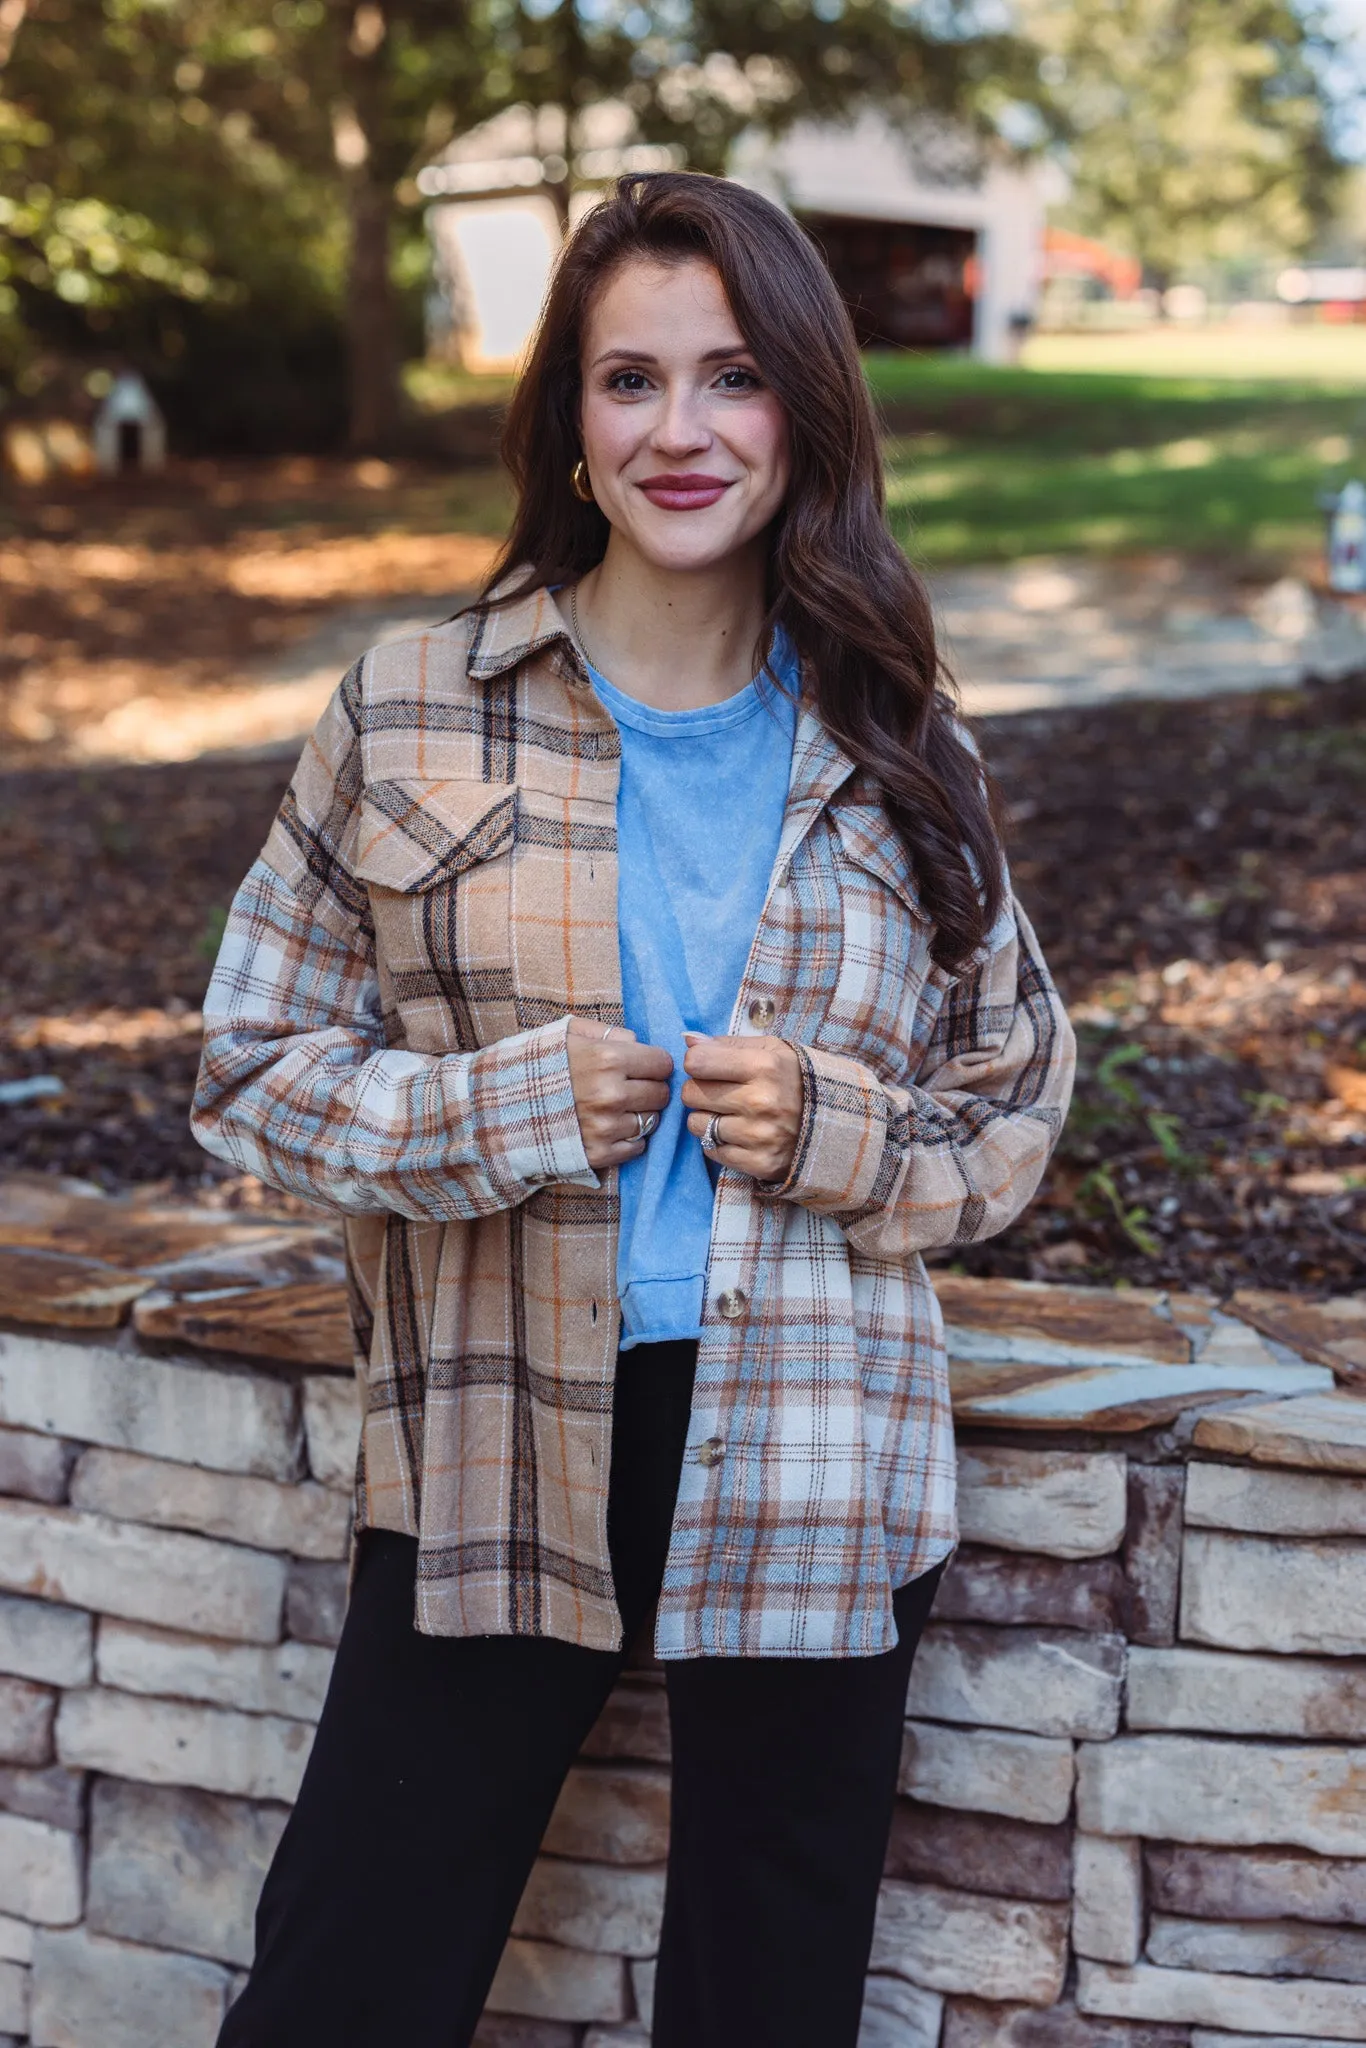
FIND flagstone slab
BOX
[884,1799,1073,1902]
[944,1999,1188,2046]
[1073,1835,1144,1965]
[0,1176,342,1291]
[951,1357,1332,1432]
[908,1624,1124,1740]
[1077,1734,1366,1857]
[0,1202,294,1276]
[859,1975,944,2048]
[1189,1318,1284,1370]
[1179,1530,1366,1657]
[1191,2036,1355,2048]
[0,1250,152,1330]
[870,1879,1069,2005]
[1120,1465,1184,1646]
[933,1277,1191,1366]
[1128,1646,1366,1740]
[1147,1912,1366,1983]
[934,1547,1123,1632]
[955,1448,1127,1559]
[1146,1843,1366,1927]
[1184,1461,1366,1538]
[901,1721,1076,1826]
[1077,1958,1366,2036]
[128,1230,346,1295]
[1193,1393,1366,1474]
[1227,1291,1366,1388]
[133,1283,352,1369]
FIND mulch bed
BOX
[2,667,1364,1294]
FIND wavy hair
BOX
[483,170,1004,973]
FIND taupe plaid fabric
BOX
[194,581,1075,1657]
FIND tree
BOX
[0,0,349,440]
[1020,0,1346,287]
[2,0,1044,448]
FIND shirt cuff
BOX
[466,1015,599,1194]
[760,1041,890,1213]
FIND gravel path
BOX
[56,556,1366,766]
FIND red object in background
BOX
[1043,226,1142,298]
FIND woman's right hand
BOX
[566,1016,674,1170]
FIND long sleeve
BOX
[191,669,596,1221]
[766,895,1075,1259]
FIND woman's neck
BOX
[571,537,768,711]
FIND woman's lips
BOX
[636,473,734,511]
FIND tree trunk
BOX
[346,176,399,451]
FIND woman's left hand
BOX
[682,1035,804,1184]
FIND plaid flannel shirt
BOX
[193,581,1075,1658]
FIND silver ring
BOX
[635,1111,659,1140]
[600,1024,613,1041]
[701,1114,724,1154]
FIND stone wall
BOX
[2,1177,1366,2046]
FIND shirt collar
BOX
[463,573,857,811]
[464,575,577,682]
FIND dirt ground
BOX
[0,458,506,765]
[2,464,1364,1294]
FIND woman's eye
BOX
[716,366,761,391]
[606,369,651,394]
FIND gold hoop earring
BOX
[570,457,595,504]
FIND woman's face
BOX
[578,256,791,574]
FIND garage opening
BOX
[799,213,977,350]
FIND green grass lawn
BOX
[867,351,1366,569]
[1023,322,1366,384]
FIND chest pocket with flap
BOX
[354,777,518,1052]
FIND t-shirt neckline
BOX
[585,663,781,737]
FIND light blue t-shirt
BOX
[586,642,800,1348]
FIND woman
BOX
[194,171,1074,2048]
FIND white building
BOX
[422,105,1048,370]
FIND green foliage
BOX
[1019,0,1348,280]
[1077,1163,1161,1257]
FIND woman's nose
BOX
[652,384,710,455]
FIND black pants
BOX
[219,1341,943,2048]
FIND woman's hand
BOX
[566,1017,673,1170]
[682,1035,804,1184]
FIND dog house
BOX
[93,372,167,475]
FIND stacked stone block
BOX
[1,1234,1365,2045]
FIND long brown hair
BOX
[485,171,1004,973]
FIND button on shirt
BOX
[584,644,800,1349]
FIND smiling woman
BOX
[193,170,1075,2048]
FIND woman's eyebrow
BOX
[590,341,753,368]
